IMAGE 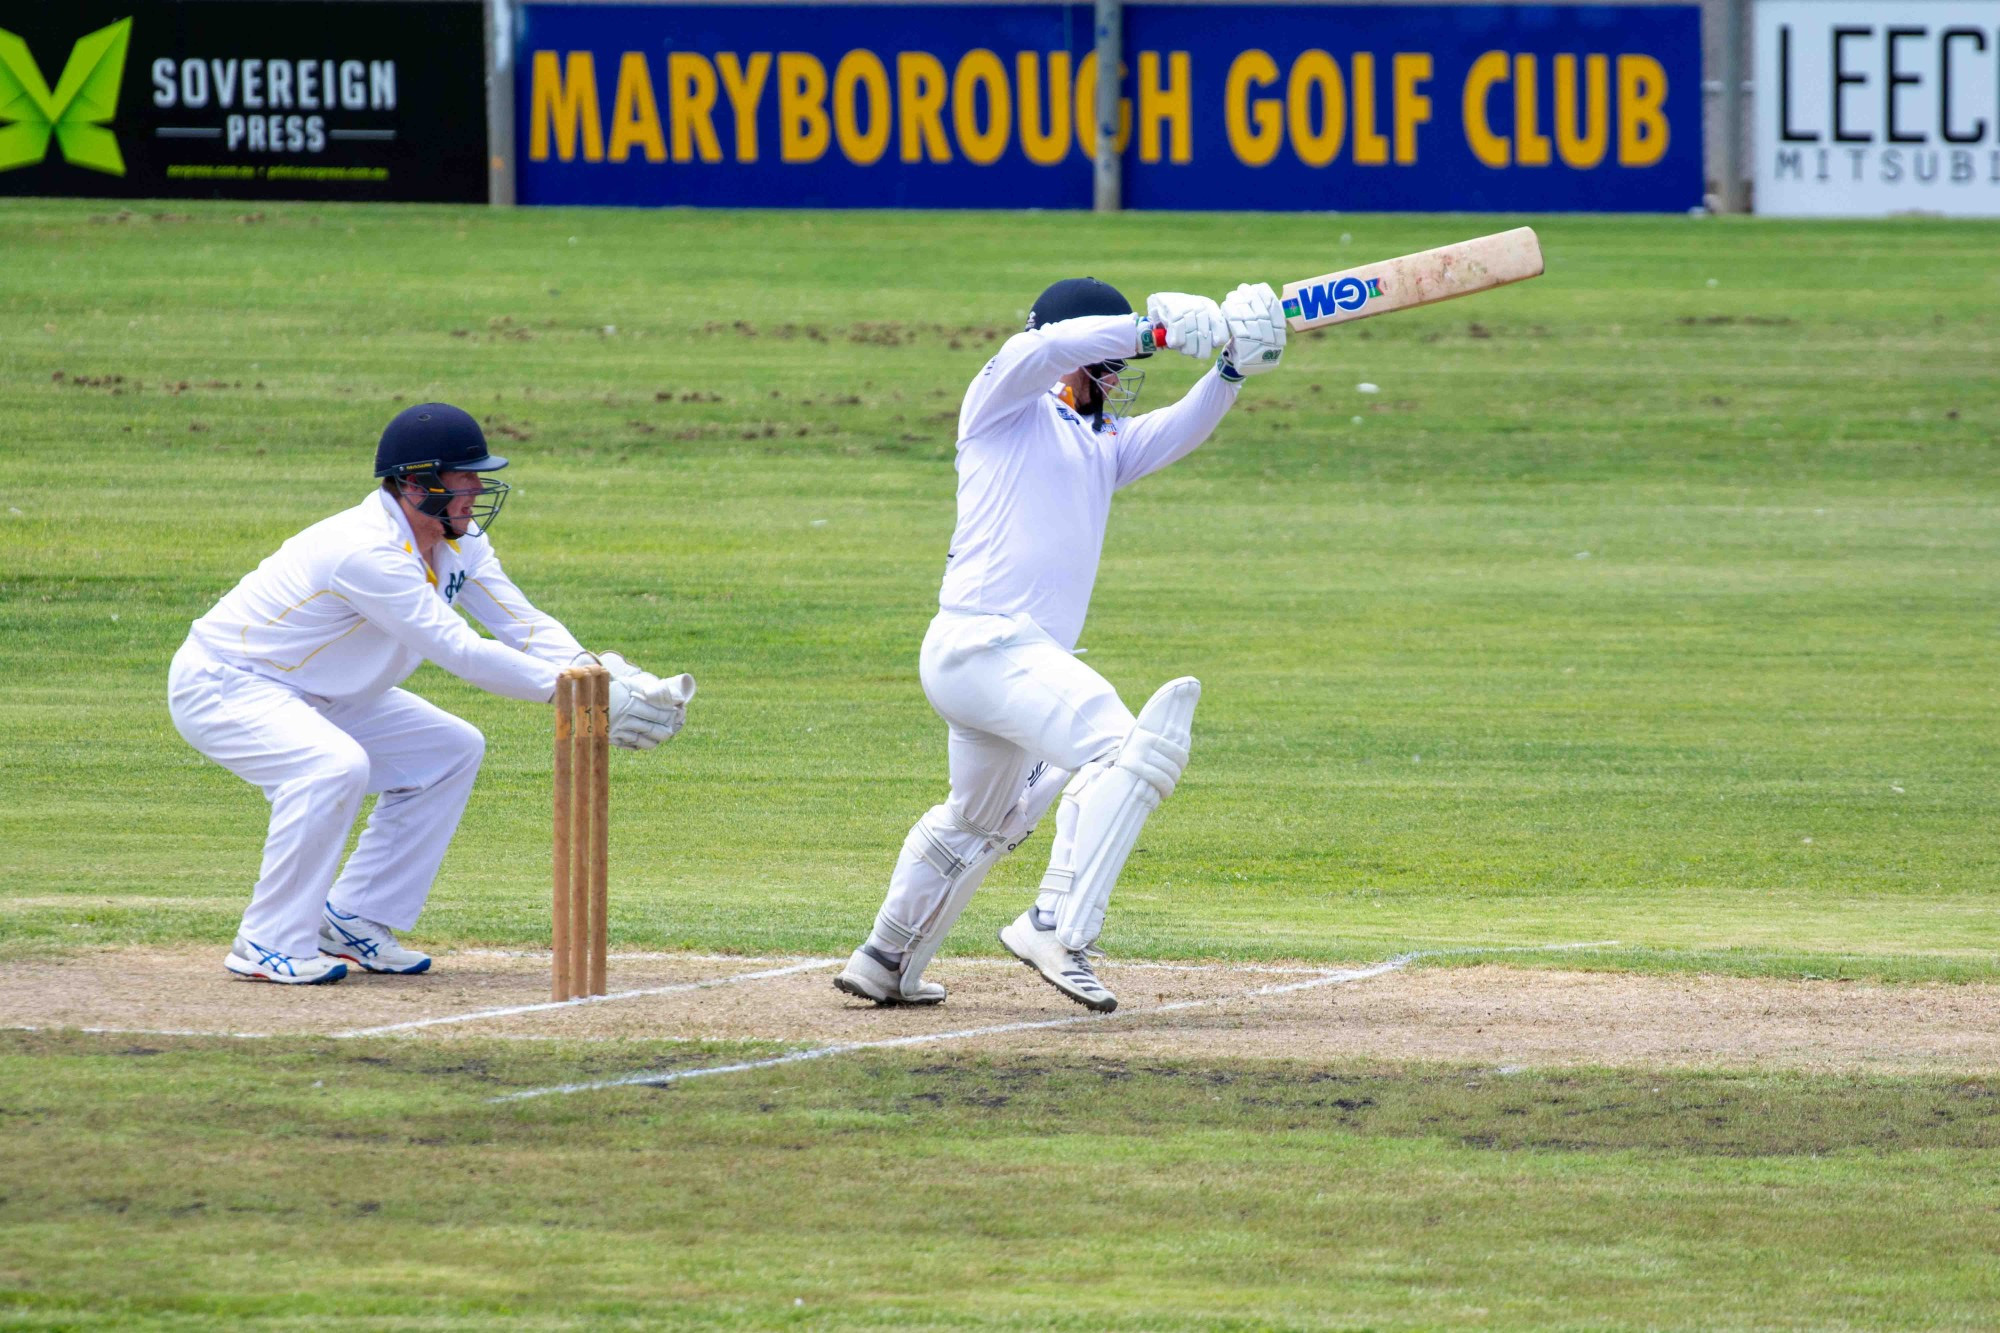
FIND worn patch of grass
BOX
[0,1035,1995,1328]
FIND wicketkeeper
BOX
[835,278,1286,1012]
[168,404,695,985]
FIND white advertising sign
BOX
[1756,0,2000,215]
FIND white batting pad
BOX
[1053,676,1200,951]
[881,763,1067,995]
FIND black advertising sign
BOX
[0,0,486,201]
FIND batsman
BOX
[836,278,1286,1012]
[168,404,695,985]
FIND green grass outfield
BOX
[2,1038,1996,1330]
[1,202,1997,1328]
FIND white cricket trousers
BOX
[168,639,485,961]
[870,610,1136,947]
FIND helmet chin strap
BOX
[402,475,464,542]
[1079,384,1106,430]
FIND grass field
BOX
[2,200,1997,1328]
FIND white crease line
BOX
[958,958,1342,975]
[458,949,797,962]
[490,956,1419,1102]
[1426,940,1621,956]
[332,958,842,1038]
[489,939,1623,1102]
[458,949,1348,976]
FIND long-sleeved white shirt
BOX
[186,489,584,702]
[935,314,1240,650]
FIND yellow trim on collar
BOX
[403,541,439,587]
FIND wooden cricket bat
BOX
[1279,227,1544,331]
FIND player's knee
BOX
[989,796,1045,853]
[1115,677,1200,800]
[308,744,372,801]
[908,804,990,883]
[442,715,486,773]
[1116,727,1189,800]
[942,797,1006,846]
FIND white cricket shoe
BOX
[833,945,946,1006]
[224,936,348,985]
[999,909,1117,1012]
[318,905,433,975]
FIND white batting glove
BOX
[1220,282,1286,379]
[1145,291,1228,361]
[598,652,697,749]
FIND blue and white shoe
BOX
[319,905,433,975]
[999,909,1117,1013]
[224,935,348,985]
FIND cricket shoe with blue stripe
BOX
[224,936,348,985]
[318,906,433,974]
[999,909,1117,1012]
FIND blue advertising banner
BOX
[514,3,1703,211]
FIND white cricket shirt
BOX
[936,314,1240,650]
[185,488,584,702]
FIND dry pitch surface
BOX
[5,949,1996,1081]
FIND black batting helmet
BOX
[1026,277,1135,333]
[374,403,511,538]
[374,403,508,480]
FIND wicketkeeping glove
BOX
[1220,282,1286,380]
[1145,291,1228,360]
[597,651,697,750]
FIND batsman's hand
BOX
[1221,282,1285,378]
[598,651,697,750]
[1145,291,1228,360]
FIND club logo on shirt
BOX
[441,570,466,604]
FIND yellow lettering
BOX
[898,51,951,162]
[1554,54,1608,168]
[665,53,719,163]
[1351,53,1388,165]
[609,52,666,164]
[953,49,1010,165]
[1225,50,1282,167]
[778,52,830,163]
[1392,52,1431,164]
[1137,50,1191,164]
[1514,54,1551,166]
[1017,52,1072,166]
[1287,49,1345,168]
[833,50,890,165]
[529,50,602,163]
[1072,52,1131,156]
[1462,50,1509,167]
[716,53,771,162]
[1617,54,1669,166]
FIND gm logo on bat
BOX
[1284,277,1384,323]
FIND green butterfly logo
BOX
[0,18,132,175]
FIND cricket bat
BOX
[1279,227,1544,331]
